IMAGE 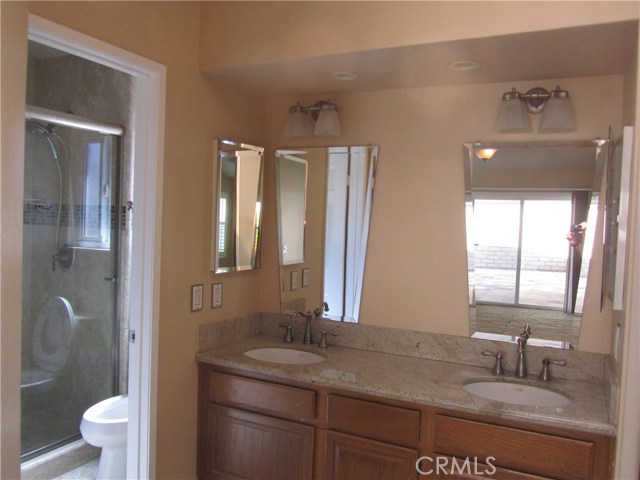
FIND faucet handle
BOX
[318,330,337,348]
[481,350,505,375]
[539,358,567,381]
[278,323,294,343]
[521,323,532,338]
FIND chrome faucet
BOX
[515,323,531,378]
[294,310,314,345]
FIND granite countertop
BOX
[196,335,615,436]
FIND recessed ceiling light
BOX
[332,71,359,81]
[448,60,480,71]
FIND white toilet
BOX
[21,296,76,392]
[80,395,128,480]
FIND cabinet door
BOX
[206,404,314,480]
[323,430,419,480]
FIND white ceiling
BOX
[205,20,638,97]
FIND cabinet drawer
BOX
[327,394,421,447]
[208,371,315,422]
[433,415,594,480]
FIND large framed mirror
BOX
[464,140,608,349]
[276,146,378,322]
[211,138,264,273]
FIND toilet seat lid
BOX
[33,296,75,372]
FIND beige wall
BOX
[262,75,623,345]
[1,2,638,479]
[200,1,639,69]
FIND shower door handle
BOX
[104,276,118,283]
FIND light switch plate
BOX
[212,283,223,309]
[191,284,203,312]
[291,271,298,290]
[302,268,310,288]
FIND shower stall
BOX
[21,105,123,460]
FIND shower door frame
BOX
[28,14,165,480]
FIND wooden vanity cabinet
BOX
[321,430,419,480]
[198,363,614,480]
[198,367,317,479]
[320,394,421,479]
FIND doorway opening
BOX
[22,14,165,479]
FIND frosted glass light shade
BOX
[314,104,341,136]
[495,97,531,133]
[539,94,575,132]
[284,109,313,137]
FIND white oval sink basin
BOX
[463,381,571,407]
[244,348,325,365]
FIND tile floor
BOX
[53,458,98,479]
[473,268,586,310]
[470,268,584,346]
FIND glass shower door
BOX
[22,117,120,459]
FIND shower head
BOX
[26,120,55,138]
[26,120,59,160]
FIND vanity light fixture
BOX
[283,100,341,137]
[495,86,575,133]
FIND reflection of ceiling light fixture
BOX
[495,86,575,133]
[283,100,341,137]
[448,60,480,71]
[473,142,497,160]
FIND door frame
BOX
[28,14,165,479]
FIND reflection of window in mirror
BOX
[211,139,264,273]
[470,193,591,310]
[464,140,607,349]
[276,146,378,322]
[218,195,228,258]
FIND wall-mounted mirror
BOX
[211,139,264,273]
[464,140,608,349]
[276,146,378,322]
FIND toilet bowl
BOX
[80,395,128,480]
[21,296,76,392]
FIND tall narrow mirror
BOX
[276,146,378,322]
[464,140,608,349]
[211,139,264,273]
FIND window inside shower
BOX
[22,42,133,462]
[79,136,113,249]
